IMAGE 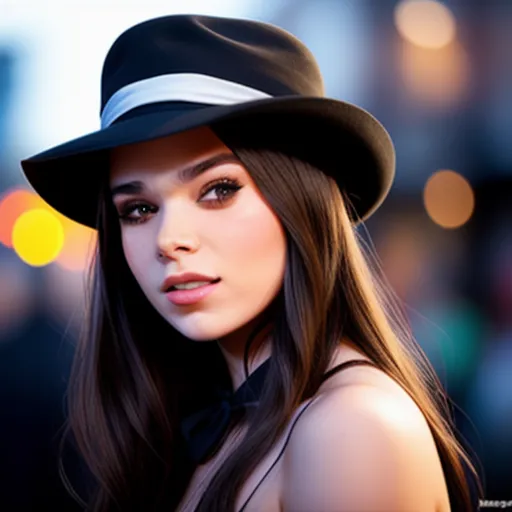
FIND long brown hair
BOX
[60,119,483,511]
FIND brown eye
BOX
[118,202,157,224]
[200,178,242,204]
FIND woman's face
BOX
[109,126,286,342]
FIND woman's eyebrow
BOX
[110,152,239,198]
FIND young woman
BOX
[21,14,482,512]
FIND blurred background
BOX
[0,0,510,509]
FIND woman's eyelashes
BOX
[117,201,157,224]
[117,176,243,225]
[199,176,243,206]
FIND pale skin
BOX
[281,358,452,512]
[110,126,282,390]
[109,127,450,511]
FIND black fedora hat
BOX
[20,14,395,228]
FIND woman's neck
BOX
[216,319,273,391]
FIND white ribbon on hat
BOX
[100,73,272,128]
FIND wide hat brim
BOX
[20,95,395,228]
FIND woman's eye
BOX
[200,178,242,204]
[118,203,156,224]
[117,178,242,225]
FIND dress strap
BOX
[237,398,316,512]
[320,359,377,385]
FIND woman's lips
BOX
[165,279,221,306]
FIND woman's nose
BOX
[156,207,201,261]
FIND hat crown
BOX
[100,14,325,114]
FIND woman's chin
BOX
[167,319,243,343]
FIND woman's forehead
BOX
[109,126,232,181]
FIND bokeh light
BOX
[0,188,44,247]
[55,219,97,272]
[0,187,97,271]
[12,208,65,266]
[394,0,456,49]
[424,170,475,229]
[398,39,470,108]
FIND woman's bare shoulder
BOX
[280,361,450,511]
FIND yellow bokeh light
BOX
[0,188,43,247]
[424,170,475,229]
[395,0,456,49]
[0,187,97,271]
[12,209,65,267]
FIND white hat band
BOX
[100,73,273,128]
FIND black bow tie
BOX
[180,359,271,465]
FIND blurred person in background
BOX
[19,14,482,512]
